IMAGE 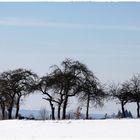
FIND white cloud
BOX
[0,17,140,32]
[0,17,48,27]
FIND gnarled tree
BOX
[48,58,102,119]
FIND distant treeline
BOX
[0,58,140,120]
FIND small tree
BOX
[78,77,106,119]
[109,81,131,118]
[129,74,140,118]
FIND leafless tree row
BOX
[0,58,140,120]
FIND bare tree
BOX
[0,78,9,119]
[0,91,9,119]
[109,81,131,118]
[0,71,16,119]
[0,69,37,119]
[130,74,140,118]
[37,75,57,120]
[46,68,65,120]
[51,58,94,119]
[14,69,38,119]
[78,77,106,119]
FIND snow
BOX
[0,119,140,140]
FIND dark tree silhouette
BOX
[37,75,59,120]
[129,74,140,118]
[46,67,65,120]
[0,79,8,119]
[0,69,37,119]
[13,69,37,119]
[78,77,106,119]
[0,71,16,119]
[60,58,98,119]
[0,81,10,119]
[109,82,131,118]
[52,58,95,119]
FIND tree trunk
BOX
[8,106,13,119]
[2,106,5,120]
[0,102,6,120]
[15,96,21,119]
[8,94,15,119]
[86,94,90,119]
[62,96,68,119]
[57,104,61,120]
[121,101,126,118]
[49,100,55,120]
[57,93,63,120]
[51,106,55,120]
[137,101,140,118]
[0,104,5,120]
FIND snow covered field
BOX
[0,119,140,140]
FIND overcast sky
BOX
[0,2,140,115]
